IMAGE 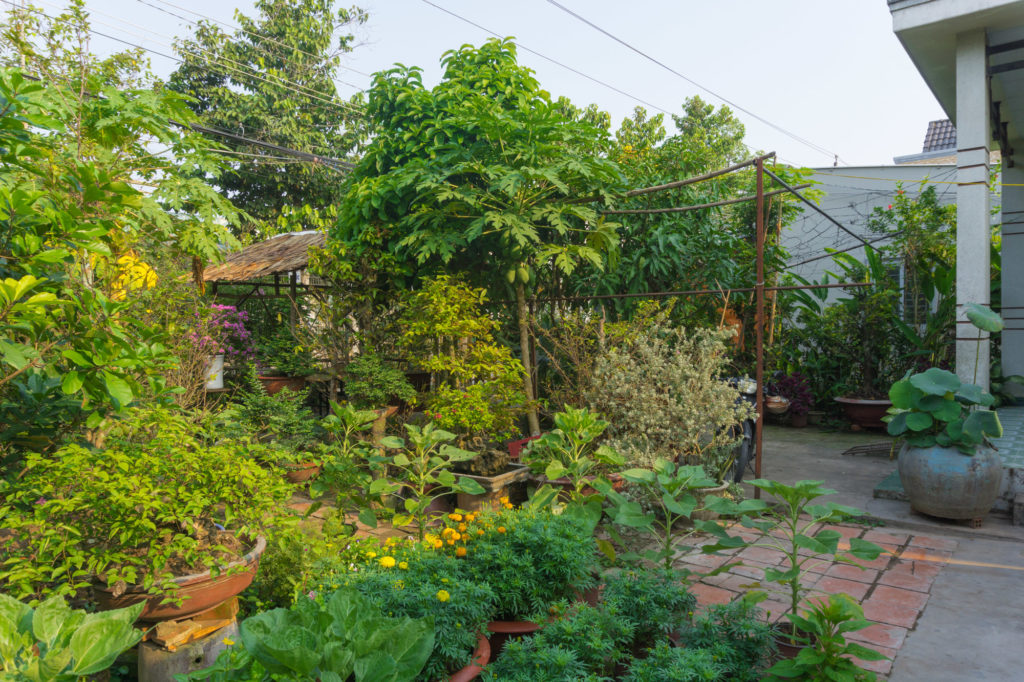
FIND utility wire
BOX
[543,0,845,164]
[419,0,671,116]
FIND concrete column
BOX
[1002,166,1024,397]
[955,29,991,390]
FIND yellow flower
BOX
[446,538,456,545]
[366,551,377,559]
[436,590,450,602]
[433,539,444,550]
[455,546,467,557]
[222,637,235,646]
[465,513,476,522]
[448,513,463,522]
[379,556,396,568]
[458,523,467,532]
[476,529,485,536]
[497,526,506,534]
[399,561,409,570]
[461,533,470,541]
[499,496,509,504]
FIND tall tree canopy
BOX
[169,0,367,233]
[331,38,624,433]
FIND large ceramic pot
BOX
[486,619,542,657]
[448,633,491,682]
[898,443,1003,522]
[835,397,892,429]
[205,354,225,390]
[284,461,322,483]
[258,375,306,395]
[94,537,267,622]
[690,481,731,521]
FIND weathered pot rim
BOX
[449,632,491,682]
[834,397,893,405]
[93,536,267,594]
[486,619,544,634]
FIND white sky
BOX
[65,0,946,169]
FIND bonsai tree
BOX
[343,351,416,410]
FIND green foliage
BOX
[601,567,696,645]
[586,323,752,476]
[399,276,525,442]
[480,637,594,682]
[522,406,624,494]
[222,368,321,462]
[255,327,316,377]
[343,351,415,409]
[179,589,434,682]
[168,0,367,231]
[461,508,596,620]
[621,641,725,682]
[1,406,292,603]
[531,603,634,678]
[678,599,777,681]
[885,367,1001,453]
[337,546,496,681]
[312,401,381,525]
[602,459,758,572]
[368,423,485,540]
[699,480,884,619]
[764,594,886,682]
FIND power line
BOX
[418,0,671,116]
[543,0,845,164]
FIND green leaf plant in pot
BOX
[885,365,1003,524]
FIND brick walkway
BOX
[678,524,958,677]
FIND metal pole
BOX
[754,157,765,496]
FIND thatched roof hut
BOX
[203,231,326,285]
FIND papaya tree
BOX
[332,39,624,434]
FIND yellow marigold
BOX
[436,590,450,602]
[442,527,458,538]
[458,523,467,532]
[455,546,467,557]
[425,533,439,545]
[476,529,485,536]
[399,561,409,570]
[448,513,463,522]
[379,556,396,568]
[498,496,509,504]
[497,526,506,534]
[465,513,476,522]
[446,538,456,545]
[366,551,377,559]
[222,637,235,646]
[433,539,444,550]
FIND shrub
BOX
[534,603,634,677]
[0,406,292,603]
[602,567,696,645]
[343,350,416,409]
[622,641,726,682]
[460,508,596,620]
[586,323,752,477]
[678,599,777,681]
[481,638,598,682]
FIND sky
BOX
[47,0,947,169]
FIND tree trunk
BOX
[517,282,541,435]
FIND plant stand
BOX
[138,599,239,682]
[456,463,531,511]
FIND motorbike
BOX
[726,376,758,483]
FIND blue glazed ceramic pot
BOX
[898,443,1003,521]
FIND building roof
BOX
[203,231,325,283]
[922,119,956,153]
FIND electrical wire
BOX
[543,0,846,164]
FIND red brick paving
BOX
[680,521,958,678]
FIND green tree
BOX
[333,39,624,434]
[169,0,367,233]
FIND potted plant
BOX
[771,372,813,427]
[456,507,597,652]
[884,366,1003,523]
[255,326,316,394]
[521,406,625,498]
[340,544,496,681]
[0,406,293,621]
[201,304,255,389]
[343,350,416,442]
[449,440,532,512]
[678,599,777,680]
[602,567,697,651]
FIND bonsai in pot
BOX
[0,406,293,620]
[254,327,316,394]
[884,366,1003,524]
[343,350,416,442]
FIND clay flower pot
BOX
[258,375,306,395]
[834,397,892,429]
[93,537,266,623]
[284,462,322,483]
[449,633,491,682]
[486,619,543,656]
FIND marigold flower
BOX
[222,638,235,646]
[366,551,377,559]
[436,590,450,602]
[447,538,456,545]
[379,556,396,568]
[476,529,485,536]
[448,513,463,522]
[399,561,409,570]
[455,546,467,557]
[497,526,506,534]
[433,540,444,549]
[458,523,467,532]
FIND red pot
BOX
[835,397,892,429]
[507,435,541,460]
[93,537,266,623]
[258,376,307,395]
[284,462,322,483]
[449,633,491,682]
[486,619,542,656]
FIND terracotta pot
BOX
[506,435,541,460]
[807,410,825,425]
[94,537,266,623]
[690,481,730,521]
[486,619,542,656]
[898,443,1004,522]
[258,375,306,395]
[531,472,625,497]
[834,397,892,429]
[774,622,804,660]
[284,462,322,483]
[449,633,491,682]
[789,412,808,428]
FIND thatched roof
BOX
[203,231,326,283]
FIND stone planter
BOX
[94,537,267,623]
[835,397,892,429]
[691,481,731,521]
[457,463,532,511]
[898,443,1004,524]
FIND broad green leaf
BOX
[68,618,143,675]
[909,368,960,396]
[965,302,1004,332]
[905,411,933,432]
